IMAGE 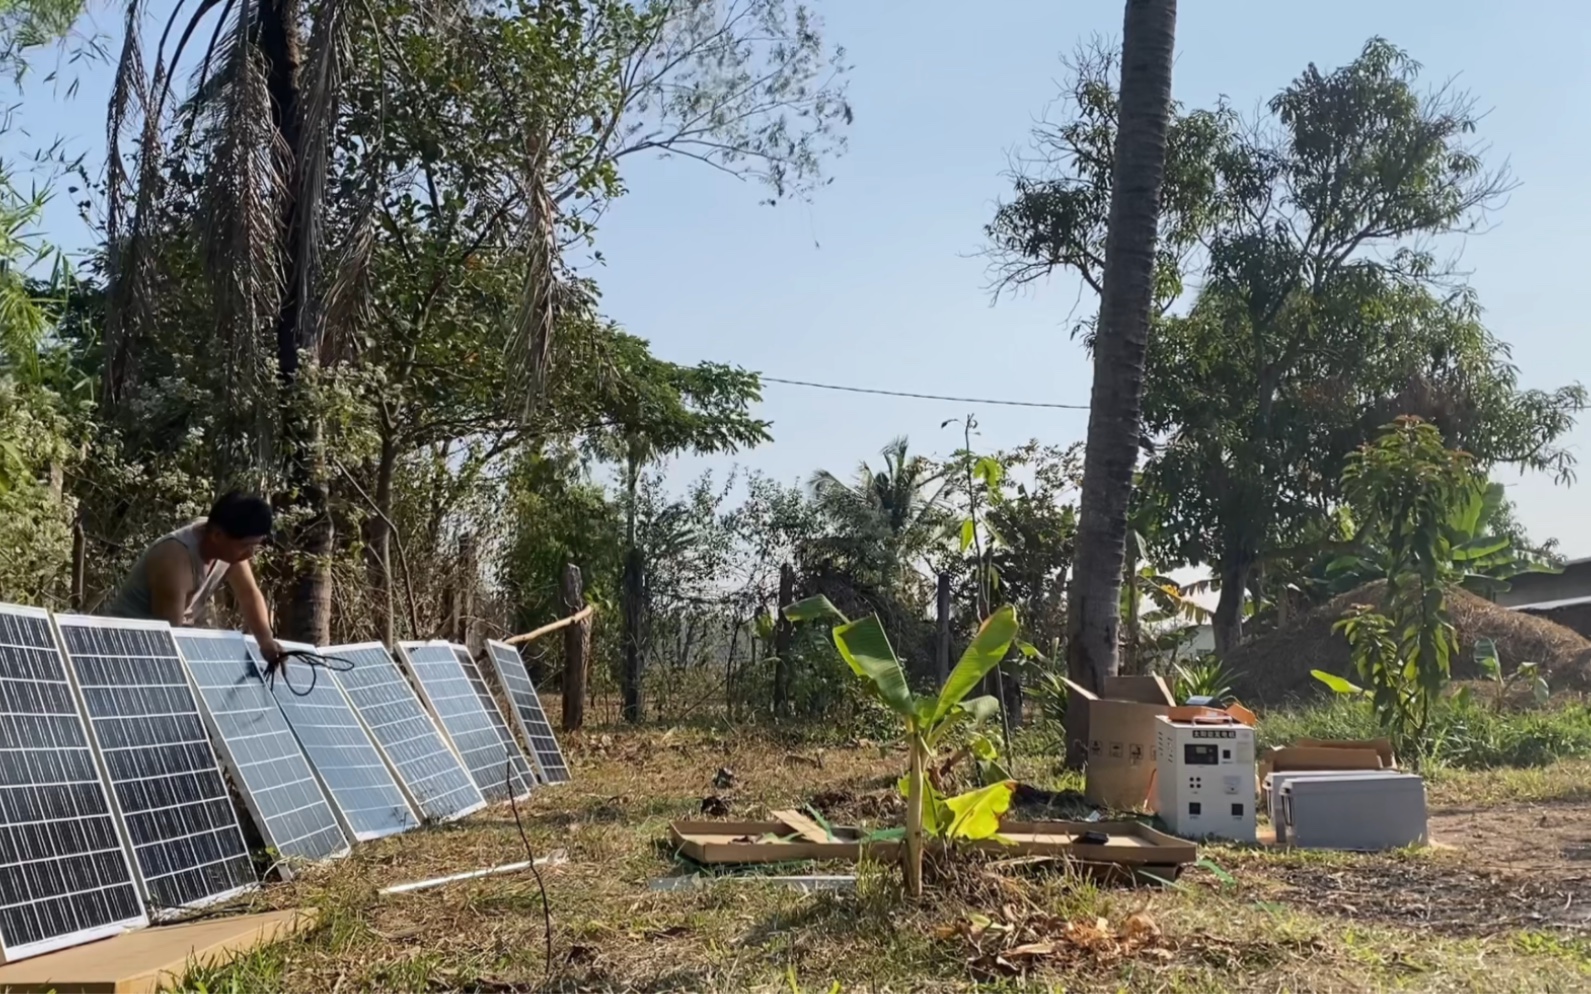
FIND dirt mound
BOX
[1228,582,1591,704]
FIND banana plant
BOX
[785,596,1020,898]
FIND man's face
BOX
[214,532,268,564]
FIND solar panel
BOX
[397,642,529,804]
[53,615,256,914]
[264,641,418,842]
[326,643,485,822]
[484,640,570,784]
[450,644,535,794]
[171,629,349,867]
[0,604,147,962]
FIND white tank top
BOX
[100,520,230,624]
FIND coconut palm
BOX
[1064,0,1179,720]
[807,437,948,597]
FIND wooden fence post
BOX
[773,563,794,715]
[561,563,588,731]
[621,547,644,723]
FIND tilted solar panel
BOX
[264,641,418,842]
[54,615,256,914]
[484,640,570,784]
[398,642,529,804]
[0,604,146,962]
[326,643,485,822]
[172,629,349,866]
[449,644,535,795]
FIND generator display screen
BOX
[1183,742,1219,765]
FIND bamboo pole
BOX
[503,605,595,646]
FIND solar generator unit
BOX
[263,640,420,842]
[53,615,257,915]
[326,643,485,822]
[484,640,570,784]
[0,604,148,961]
[172,629,350,866]
[1153,715,1257,843]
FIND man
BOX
[102,492,284,665]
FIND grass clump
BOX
[1259,695,1591,770]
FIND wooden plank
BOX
[668,820,1197,868]
[770,809,831,843]
[0,909,317,994]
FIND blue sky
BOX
[13,0,1591,555]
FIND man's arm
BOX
[146,542,196,628]
[225,560,282,663]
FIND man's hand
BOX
[258,636,285,671]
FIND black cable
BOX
[505,751,553,981]
[264,648,356,697]
[759,376,1091,410]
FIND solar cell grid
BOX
[485,640,570,784]
[54,616,256,914]
[399,641,528,803]
[450,644,535,795]
[0,605,146,961]
[263,641,418,841]
[173,630,349,865]
[327,643,484,822]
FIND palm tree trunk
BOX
[257,0,335,644]
[1063,0,1178,763]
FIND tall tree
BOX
[1064,0,1178,715]
[1139,41,1569,653]
[104,0,848,641]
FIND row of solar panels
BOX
[0,603,569,963]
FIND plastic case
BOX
[1153,716,1257,843]
[1279,772,1428,850]
[1263,768,1402,842]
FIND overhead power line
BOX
[759,376,1090,410]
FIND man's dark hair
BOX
[207,491,273,540]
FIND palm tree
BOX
[808,436,946,595]
[1064,0,1179,752]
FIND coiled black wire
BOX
[264,647,356,696]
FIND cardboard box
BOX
[1261,737,1393,777]
[1063,676,1177,811]
[1295,737,1396,769]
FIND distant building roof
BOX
[1512,594,1591,612]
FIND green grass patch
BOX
[1259,695,1591,770]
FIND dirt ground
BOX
[167,729,1591,993]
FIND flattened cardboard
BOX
[1064,677,1177,811]
[0,908,316,994]
[668,820,1196,869]
[771,809,832,844]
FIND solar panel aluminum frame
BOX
[484,640,569,786]
[325,642,487,823]
[0,604,149,964]
[51,614,257,917]
[396,641,531,804]
[172,629,352,871]
[262,640,420,843]
[448,643,535,799]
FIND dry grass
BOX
[1228,583,1591,704]
[169,724,1591,993]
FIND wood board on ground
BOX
[669,819,1197,871]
